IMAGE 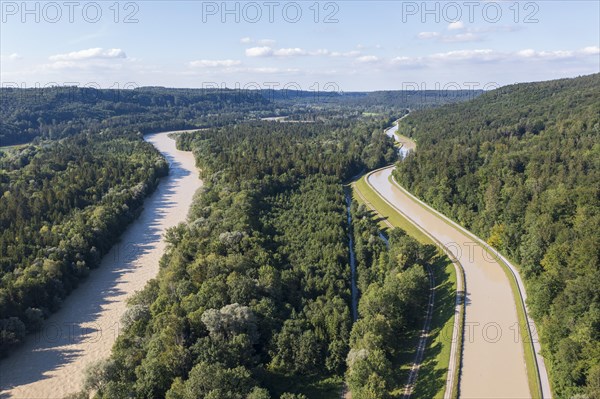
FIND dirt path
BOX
[0,131,202,399]
[402,263,435,399]
[368,167,530,398]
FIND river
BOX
[385,115,415,159]
[344,193,358,322]
[0,131,202,399]
[368,167,530,398]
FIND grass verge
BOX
[353,177,428,244]
[411,256,458,399]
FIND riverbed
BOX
[0,131,202,399]
[384,118,416,159]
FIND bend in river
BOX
[0,131,202,399]
[384,116,416,159]
[368,167,530,398]
[372,117,534,397]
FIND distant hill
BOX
[0,86,481,146]
[394,73,600,398]
[0,87,271,146]
[264,89,482,108]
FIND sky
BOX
[1,1,599,91]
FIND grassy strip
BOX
[388,174,543,399]
[411,256,458,399]
[450,267,465,399]
[353,177,428,244]
[352,176,460,399]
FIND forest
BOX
[0,86,479,146]
[0,132,168,354]
[3,77,595,397]
[0,86,477,382]
[0,87,271,146]
[347,202,435,398]
[67,120,436,398]
[393,73,600,398]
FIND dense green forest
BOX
[0,87,480,146]
[0,133,168,354]
[263,89,482,111]
[0,87,271,146]
[72,119,431,398]
[8,78,593,397]
[0,85,479,391]
[347,203,435,398]
[393,73,600,398]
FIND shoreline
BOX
[0,131,202,399]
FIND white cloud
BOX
[188,59,241,68]
[43,61,127,71]
[448,21,465,30]
[312,49,330,56]
[389,49,496,67]
[418,32,440,40]
[419,30,479,42]
[1,53,23,61]
[514,47,599,60]
[245,46,274,57]
[581,46,600,55]
[429,49,496,61]
[330,50,361,57]
[40,48,130,71]
[250,67,300,74]
[49,48,126,62]
[471,25,521,34]
[357,43,383,50]
[418,30,480,42]
[274,47,307,56]
[516,49,536,58]
[442,33,479,43]
[390,56,415,65]
[244,46,362,58]
[357,55,379,63]
[240,37,252,44]
[420,23,521,43]
[252,67,279,73]
[388,46,600,69]
[538,50,573,59]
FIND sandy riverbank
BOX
[0,131,202,399]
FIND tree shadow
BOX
[396,254,458,399]
[0,134,198,395]
[410,342,446,398]
[261,371,342,399]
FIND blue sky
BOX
[1,1,599,91]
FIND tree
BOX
[201,303,258,344]
[346,349,392,399]
[178,362,255,399]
